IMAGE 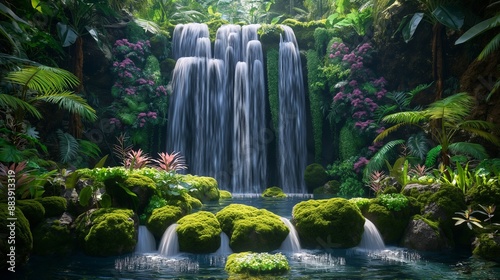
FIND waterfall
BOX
[278,25,307,193]
[158,224,180,257]
[167,23,306,194]
[135,225,156,253]
[357,219,385,251]
[215,232,233,255]
[279,217,301,253]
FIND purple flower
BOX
[354,157,369,172]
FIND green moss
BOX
[313,28,339,56]
[258,24,284,49]
[219,190,232,199]
[144,55,161,84]
[32,218,73,255]
[167,192,202,214]
[349,197,371,213]
[182,175,220,202]
[466,182,500,211]
[17,199,45,226]
[304,163,329,193]
[75,208,136,256]
[292,198,364,248]
[306,49,324,162]
[206,19,230,41]
[124,174,157,213]
[0,204,32,271]
[262,187,287,198]
[363,201,411,244]
[473,233,500,262]
[147,205,184,240]
[281,19,326,49]
[225,252,290,276]
[339,124,364,161]
[216,204,289,252]
[267,48,280,134]
[176,211,222,253]
[35,196,67,217]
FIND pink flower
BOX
[333,92,344,102]
[354,157,369,172]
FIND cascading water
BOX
[215,232,233,255]
[158,224,180,257]
[135,225,157,253]
[279,217,301,253]
[167,23,306,193]
[357,218,385,251]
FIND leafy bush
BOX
[225,252,290,276]
[378,193,409,211]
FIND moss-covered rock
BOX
[17,199,45,227]
[225,252,290,276]
[182,175,220,202]
[32,213,74,255]
[123,174,156,214]
[304,163,329,193]
[0,204,32,271]
[176,211,221,253]
[166,192,202,214]
[75,208,137,256]
[216,204,289,252]
[262,186,287,198]
[219,190,232,199]
[402,215,452,251]
[35,196,67,217]
[281,19,326,49]
[292,198,364,248]
[313,180,340,199]
[472,233,500,262]
[147,205,184,240]
[362,202,410,244]
[466,182,500,216]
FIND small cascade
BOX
[279,217,301,253]
[158,224,180,257]
[357,219,385,251]
[135,225,157,253]
[215,232,232,255]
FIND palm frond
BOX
[374,104,397,122]
[364,139,405,178]
[382,111,426,124]
[407,83,432,103]
[32,91,97,121]
[406,132,430,161]
[56,129,79,164]
[461,127,500,146]
[478,32,500,60]
[425,92,473,122]
[4,65,80,94]
[0,93,42,119]
[449,142,488,160]
[425,145,442,167]
[486,79,499,101]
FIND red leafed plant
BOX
[152,151,187,172]
[124,149,151,169]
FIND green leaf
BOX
[0,2,29,25]
[403,13,424,43]
[0,93,42,119]
[455,16,499,44]
[432,5,464,30]
[100,193,112,208]
[79,186,93,206]
[94,154,109,168]
[33,91,97,121]
[56,129,79,163]
[65,172,80,189]
[271,15,283,25]
[56,22,78,47]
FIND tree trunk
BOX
[71,36,84,138]
[432,23,444,101]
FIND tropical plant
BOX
[374,92,500,168]
[0,2,30,56]
[112,133,133,166]
[368,170,388,194]
[124,149,151,170]
[378,193,409,211]
[153,151,187,172]
[453,206,484,230]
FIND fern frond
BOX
[461,127,500,146]
[486,79,499,101]
[78,139,101,159]
[425,145,442,167]
[364,139,405,179]
[382,111,426,124]
[56,129,79,164]
[374,122,413,142]
[406,133,430,161]
[425,93,473,122]
[374,104,397,122]
[0,93,42,119]
[478,33,500,60]
[407,83,432,104]
[4,65,79,93]
[449,142,488,160]
[32,91,97,121]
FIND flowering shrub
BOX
[109,39,168,149]
[327,42,387,136]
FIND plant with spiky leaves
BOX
[124,149,151,170]
[152,151,187,172]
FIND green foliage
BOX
[266,48,280,133]
[306,49,324,162]
[425,145,442,167]
[349,197,371,212]
[32,218,74,255]
[326,157,364,197]
[56,129,79,164]
[313,28,337,55]
[364,139,405,178]
[225,252,290,276]
[339,124,364,161]
[378,193,409,211]
[304,163,328,192]
[333,7,373,36]
[35,196,67,217]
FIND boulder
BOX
[146,205,184,240]
[0,204,32,271]
[32,212,74,255]
[75,208,137,256]
[401,215,452,251]
[473,233,500,262]
[292,198,365,249]
[262,186,286,198]
[17,199,45,227]
[182,175,220,202]
[176,211,221,253]
[35,196,67,217]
